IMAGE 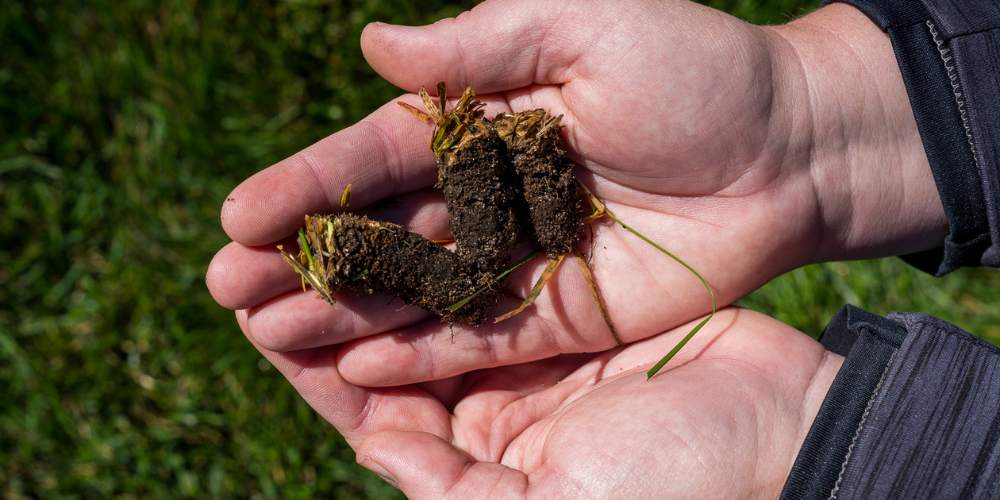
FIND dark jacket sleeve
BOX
[779,3,1000,497]
[823,0,1000,275]
[781,305,1000,499]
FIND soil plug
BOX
[398,83,522,274]
[494,110,583,256]
[491,110,612,330]
[279,214,498,325]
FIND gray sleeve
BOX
[918,0,1000,272]
[833,313,1000,499]
[782,306,1000,499]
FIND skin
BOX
[206,1,946,497]
[240,308,843,499]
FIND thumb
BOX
[356,431,528,499]
[360,0,582,94]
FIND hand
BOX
[207,1,941,385]
[238,308,843,498]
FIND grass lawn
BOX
[3,0,998,497]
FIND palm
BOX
[332,1,819,385]
[206,2,847,496]
[206,0,823,387]
[524,2,781,196]
[245,309,840,499]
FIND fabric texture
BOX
[780,306,906,499]
[823,0,1000,275]
[782,306,1000,499]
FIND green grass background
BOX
[3,0,998,497]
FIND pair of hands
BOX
[207,1,945,497]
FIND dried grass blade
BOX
[574,254,623,345]
[397,102,434,124]
[340,183,352,208]
[437,81,447,116]
[494,254,566,323]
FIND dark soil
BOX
[436,120,523,273]
[287,98,589,326]
[299,214,497,325]
[494,110,583,256]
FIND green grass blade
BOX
[279,236,334,304]
[447,250,542,313]
[602,210,717,379]
[645,315,712,379]
[297,228,315,270]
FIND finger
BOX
[221,98,437,246]
[360,0,584,93]
[245,290,431,352]
[336,277,617,387]
[419,352,586,414]
[235,310,452,446]
[361,188,450,239]
[356,431,527,499]
[207,239,298,310]
[208,189,451,311]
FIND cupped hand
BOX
[207,0,937,385]
[239,308,843,498]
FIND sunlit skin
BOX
[206,0,946,497]
[238,308,842,498]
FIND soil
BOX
[436,120,523,273]
[287,98,590,325]
[300,214,497,325]
[494,110,583,256]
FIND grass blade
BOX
[495,254,565,323]
[602,210,717,379]
[297,228,315,270]
[574,254,623,345]
[339,183,352,208]
[397,101,434,124]
[447,250,542,313]
[645,315,712,378]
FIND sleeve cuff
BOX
[781,305,1000,499]
[824,0,1000,275]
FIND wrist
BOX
[756,349,845,498]
[765,4,947,263]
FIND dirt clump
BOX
[494,110,584,256]
[281,214,497,325]
[437,119,523,273]
[401,85,523,274]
